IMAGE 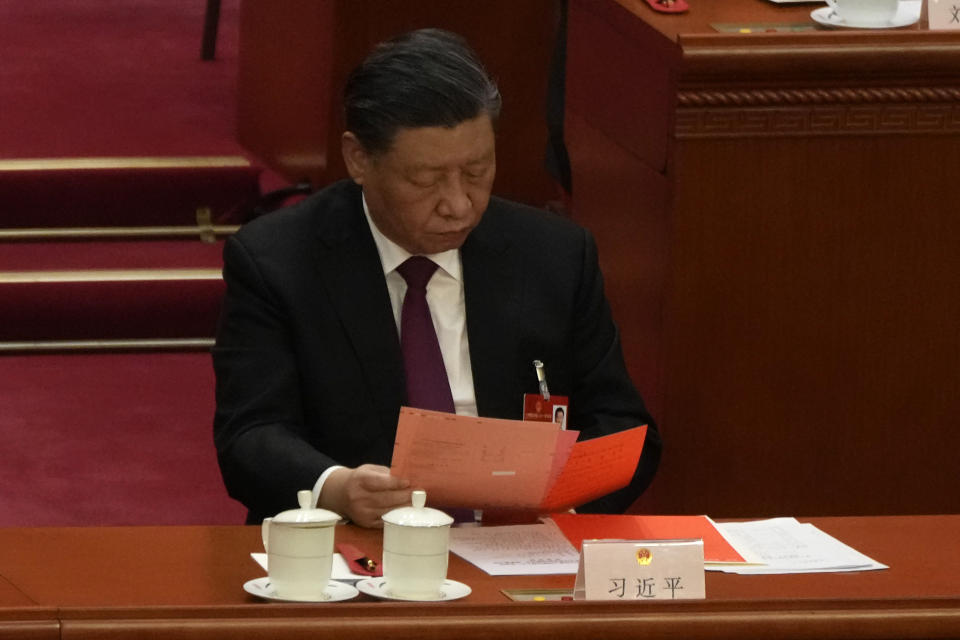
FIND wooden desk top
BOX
[612,0,938,38]
[0,515,959,639]
[0,575,57,639]
[586,0,960,80]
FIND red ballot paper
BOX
[550,513,746,564]
[390,407,647,511]
[540,425,648,512]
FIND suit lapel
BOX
[462,211,524,419]
[312,186,405,419]
[309,186,526,421]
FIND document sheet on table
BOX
[712,517,888,574]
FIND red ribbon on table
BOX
[337,543,383,577]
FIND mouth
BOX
[424,229,472,253]
[440,226,473,237]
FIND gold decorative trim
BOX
[0,269,223,284]
[0,338,215,353]
[0,156,252,171]
[676,103,960,138]
[0,225,239,241]
[196,207,216,243]
[678,86,960,108]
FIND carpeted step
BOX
[0,156,262,228]
[0,240,225,343]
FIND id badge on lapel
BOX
[523,360,568,428]
[523,394,570,428]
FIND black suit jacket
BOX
[213,180,660,523]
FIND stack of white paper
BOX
[449,519,581,575]
[712,517,888,574]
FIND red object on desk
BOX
[644,0,689,14]
[336,543,382,577]
[551,513,744,563]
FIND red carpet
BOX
[0,0,244,159]
[0,352,246,526]
[0,1,264,526]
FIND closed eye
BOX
[408,174,439,189]
[464,165,492,180]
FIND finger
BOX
[356,469,409,492]
[354,463,409,488]
[351,510,386,529]
[366,488,414,511]
[350,489,415,525]
[356,464,392,475]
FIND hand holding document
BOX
[389,408,647,511]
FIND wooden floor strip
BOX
[0,269,223,283]
[0,225,240,241]
[0,156,252,171]
[0,338,215,352]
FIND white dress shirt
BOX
[313,194,478,506]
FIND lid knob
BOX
[412,490,427,509]
[268,490,340,524]
[297,490,312,510]
[381,489,453,527]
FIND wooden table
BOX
[565,0,960,518]
[1,516,959,639]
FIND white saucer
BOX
[356,578,471,602]
[243,577,359,602]
[810,6,919,29]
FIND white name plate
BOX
[929,0,960,30]
[574,539,705,601]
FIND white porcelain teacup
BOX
[261,490,340,601]
[826,0,900,25]
[381,490,454,600]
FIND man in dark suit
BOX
[213,29,660,527]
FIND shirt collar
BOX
[362,192,462,281]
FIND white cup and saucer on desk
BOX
[243,489,359,602]
[811,0,921,28]
[355,490,472,602]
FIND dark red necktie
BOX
[396,256,455,413]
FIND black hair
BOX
[344,28,501,154]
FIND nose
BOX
[436,173,472,219]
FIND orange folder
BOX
[551,513,745,564]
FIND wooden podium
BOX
[565,0,960,517]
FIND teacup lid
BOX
[381,490,454,527]
[272,490,341,525]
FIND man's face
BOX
[342,114,496,255]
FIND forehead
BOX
[379,115,495,169]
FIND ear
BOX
[341,132,370,185]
